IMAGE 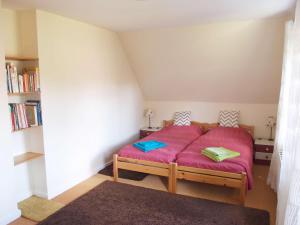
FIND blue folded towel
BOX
[133,140,167,152]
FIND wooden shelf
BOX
[14,152,44,166]
[12,125,42,133]
[8,91,40,96]
[5,56,39,61]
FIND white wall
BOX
[2,9,21,57]
[146,101,277,138]
[120,18,286,104]
[36,11,144,199]
[0,4,21,225]
[18,10,38,58]
[121,18,286,137]
[2,9,38,58]
[1,9,48,203]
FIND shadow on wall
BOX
[90,132,139,171]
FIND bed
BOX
[113,124,203,192]
[164,120,254,203]
[113,120,254,204]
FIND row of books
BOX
[9,101,43,132]
[6,63,40,94]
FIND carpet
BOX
[18,196,64,222]
[39,181,269,225]
[98,163,147,181]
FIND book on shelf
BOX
[26,100,43,126]
[26,105,38,127]
[6,63,40,94]
[9,101,43,131]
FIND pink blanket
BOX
[176,127,254,189]
[118,125,203,163]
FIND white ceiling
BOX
[2,0,296,31]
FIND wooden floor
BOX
[10,164,277,225]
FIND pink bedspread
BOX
[176,127,254,189]
[118,125,203,163]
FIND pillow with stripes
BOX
[174,111,191,126]
[219,110,240,128]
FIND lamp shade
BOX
[266,116,276,127]
[145,109,154,117]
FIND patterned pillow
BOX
[174,111,191,126]
[219,110,240,128]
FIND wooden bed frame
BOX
[113,120,254,204]
[163,120,254,137]
[113,155,177,192]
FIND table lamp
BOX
[266,116,276,141]
[145,109,154,129]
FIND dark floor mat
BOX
[98,164,148,181]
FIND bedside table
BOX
[254,139,274,165]
[140,127,162,139]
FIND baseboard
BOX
[104,160,113,167]
[0,208,21,225]
[33,190,48,199]
[16,191,33,204]
[47,161,113,200]
[96,160,112,172]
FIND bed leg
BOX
[239,172,247,205]
[168,163,173,192]
[113,154,119,182]
[169,163,177,193]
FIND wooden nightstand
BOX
[254,139,274,165]
[140,127,162,139]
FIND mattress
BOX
[176,127,254,189]
[118,125,203,164]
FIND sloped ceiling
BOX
[3,0,296,31]
[120,18,286,103]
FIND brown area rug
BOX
[39,181,269,225]
[98,163,147,181]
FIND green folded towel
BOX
[202,147,240,162]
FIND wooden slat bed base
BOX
[113,154,175,192]
[117,156,169,169]
[177,171,242,188]
[175,164,247,204]
[118,161,169,177]
[177,165,243,179]
[113,154,247,204]
[176,165,244,189]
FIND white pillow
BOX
[219,110,240,128]
[174,111,191,126]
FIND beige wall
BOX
[0,6,21,225]
[18,10,38,57]
[1,9,47,202]
[2,9,21,56]
[36,10,143,198]
[120,18,286,103]
[121,18,286,137]
[1,8,144,202]
[2,9,38,57]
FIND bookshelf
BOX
[14,152,44,166]
[6,55,46,200]
[3,9,48,203]
[11,125,42,133]
[5,56,39,61]
[6,57,42,132]
[8,91,40,96]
